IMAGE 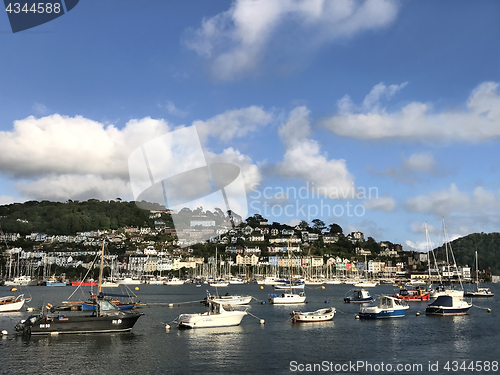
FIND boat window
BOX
[99,300,117,311]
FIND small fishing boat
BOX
[14,296,143,335]
[464,251,494,298]
[353,281,378,287]
[177,300,247,328]
[204,292,252,306]
[359,295,409,319]
[164,277,184,285]
[71,279,98,287]
[394,287,431,301]
[425,295,472,316]
[269,291,306,304]
[344,289,375,303]
[291,307,335,322]
[0,294,30,313]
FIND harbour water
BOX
[1,283,499,374]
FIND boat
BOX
[464,251,494,298]
[256,276,279,285]
[344,289,375,303]
[291,307,335,322]
[425,295,472,316]
[353,281,378,287]
[44,276,67,286]
[14,241,142,335]
[204,292,252,306]
[394,286,431,301]
[274,283,305,290]
[14,296,143,335]
[177,300,247,329]
[164,277,184,285]
[71,279,98,286]
[4,275,38,287]
[209,279,229,287]
[269,291,306,304]
[229,277,245,285]
[116,277,142,285]
[0,294,30,312]
[359,295,409,319]
[429,284,464,299]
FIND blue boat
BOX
[358,295,409,319]
[425,295,472,316]
[344,289,375,303]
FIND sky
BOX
[1,0,500,251]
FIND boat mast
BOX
[98,240,105,294]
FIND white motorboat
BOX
[353,281,378,287]
[0,294,29,312]
[4,276,38,287]
[429,285,464,299]
[359,295,409,319]
[209,279,229,287]
[269,291,306,304]
[177,300,247,328]
[291,307,335,322]
[164,277,184,285]
[426,295,472,316]
[205,292,252,305]
[256,276,279,285]
[117,277,142,285]
[229,277,245,285]
[344,289,375,303]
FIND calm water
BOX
[1,283,499,374]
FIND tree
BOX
[328,223,343,234]
[311,219,326,232]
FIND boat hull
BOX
[292,308,335,322]
[269,293,306,304]
[15,312,142,335]
[359,309,408,319]
[425,306,471,316]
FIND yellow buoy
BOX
[135,287,139,291]
[260,286,264,289]
[10,287,17,292]
[321,286,325,289]
[488,308,492,313]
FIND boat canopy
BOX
[428,295,453,307]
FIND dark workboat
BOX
[14,240,142,335]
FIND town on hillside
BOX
[0,210,493,285]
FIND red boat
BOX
[71,280,98,286]
[394,287,430,301]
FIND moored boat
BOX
[425,295,472,316]
[71,279,98,287]
[291,307,335,322]
[0,294,30,313]
[394,286,431,301]
[14,296,143,335]
[359,295,409,319]
[204,292,252,306]
[344,289,375,303]
[269,291,306,304]
[177,300,247,328]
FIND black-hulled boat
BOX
[14,295,142,335]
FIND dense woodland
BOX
[434,232,500,275]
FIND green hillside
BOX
[433,232,500,275]
[0,199,165,235]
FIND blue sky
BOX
[1,0,500,251]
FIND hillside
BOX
[433,232,500,275]
[0,199,166,235]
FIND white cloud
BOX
[32,103,49,116]
[374,151,439,183]
[184,0,400,81]
[164,101,188,117]
[206,147,262,192]
[405,183,500,218]
[324,81,500,142]
[193,106,273,143]
[0,114,171,179]
[275,106,355,199]
[363,195,396,211]
[0,195,17,205]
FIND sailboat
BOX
[14,241,143,335]
[464,251,494,298]
[269,248,306,304]
[209,247,229,287]
[0,294,30,313]
[428,219,464,299]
